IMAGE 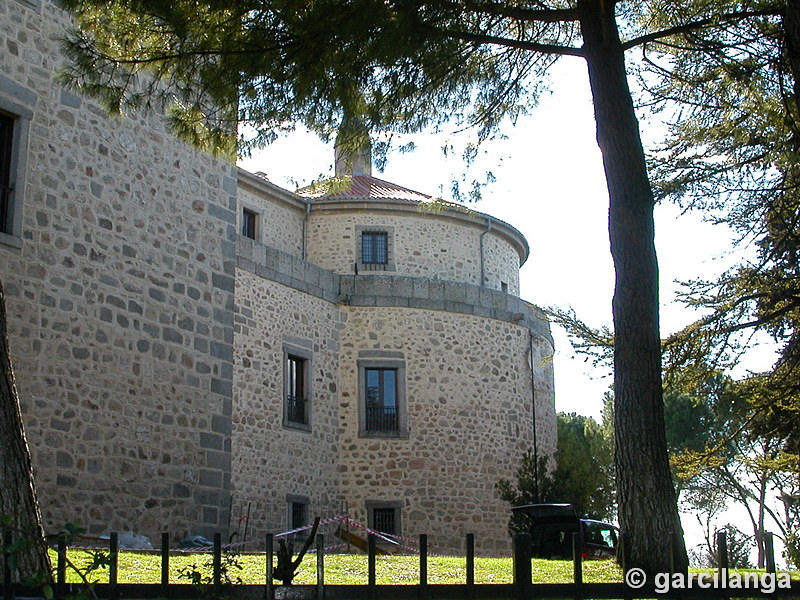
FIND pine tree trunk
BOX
[784,0,800,114]
[577,0,687,575]
[0,280,52,581]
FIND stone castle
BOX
[1,0,556,554]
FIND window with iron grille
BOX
[361,231,388,264]
[283,344,312,431]
[372,508,396,535]
[241,207,258,240]
[364,368,398,432]
[358,358,407,438]
[366,501,403,538]
[291,500,307,530]
[355,225,394,272]
[0,113,14,235]
[287,494,310,539]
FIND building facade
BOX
[1,0,556,555]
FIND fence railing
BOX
[2,529,798,599]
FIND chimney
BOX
[334,119,372,177]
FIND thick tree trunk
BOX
[784,0,800,115]
[577,0,687,575]
[0,280,52,581]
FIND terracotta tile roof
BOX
[298,175,432,203]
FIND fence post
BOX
[716,530,729,570]
[670,531,687,577]
[572,531,583,589]
[419,534,428,600]
[465,533,475,600]
[620,533,631,574]
[3,530,12,600]
[213,532,222,594]
[716,530,729,600]
[317,534,325,600]
[512,534,531,600]
[57,536,67,587]
[764,532,776,574]
[109,531,118,587]
[466,533,475,586]
[160,532,170,592]
[265,534,274,600]
[368,533,377,600]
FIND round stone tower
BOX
[290,139,556,554]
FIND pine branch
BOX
[436,28,584,57]
[623,6,784,51]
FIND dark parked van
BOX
[511,503,619,560]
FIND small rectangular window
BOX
[0,114,14,235]
[372,508,396,535]
[361,231,388,264]
[287,494,310,538]
[365,368,398,432]
[285,354,308,426]
[366,500,403,538]
[242,207,258,240]
[291,500,308,531]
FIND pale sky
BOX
[239,57,772,421]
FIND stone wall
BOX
[1,0,235,538]
[305,207,523,293]
[483,233,521,296]
[337,306,542,555]
[232,270,342,539]
[237,170,306,257]
[236,236,556,554]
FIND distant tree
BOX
[689,524,755,569]
[497,411,615,533]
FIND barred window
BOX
[361,231,388,264]
[364,368,398,432]
[286,354,307,425]
[283,344,312,431]
[372,508,396,535]
[366,500,403,538]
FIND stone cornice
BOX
[237,168,309,212]
[236,237,552,345]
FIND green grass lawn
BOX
[52,549,624,585]
[52,550,799,586]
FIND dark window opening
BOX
[365,368,398,432]
[361,231,388,264]
[286,354,307,425]
[0,114,14,234]
[242,208,257,240]
[290,501,308,531]
[372,507,397,535]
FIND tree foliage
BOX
[639,0,800,454]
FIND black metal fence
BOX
[2,530,798,599]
